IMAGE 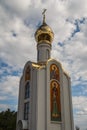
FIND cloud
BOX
[0,0,31,14]
[73,96,87,110]
[0,73,19,111]
[67,0,87,18]
[73,96,87,130]
[0,75,20,97]
[0,6,37,67]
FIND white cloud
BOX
[0,0,31,14]
[0,76,20,97]
[73,96,87,109]
[67,0,87,19]
[0,8,37,67]
[73,96,87,130]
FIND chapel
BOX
[17,10,74,130]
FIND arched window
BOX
[25,66,30,81]
[24,102,29,120]
[25,82,30,99]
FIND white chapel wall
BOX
[36,66,46,130]
[46,59,62,130]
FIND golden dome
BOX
[35,10,54,45]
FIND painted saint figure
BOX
[50,64,59,81]
[50,66,56,79]
[51,81,61,121]
[52,83,59,117]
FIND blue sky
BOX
[0,0,87,129]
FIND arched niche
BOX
[25,66,30,81]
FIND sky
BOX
[0,0,87,129]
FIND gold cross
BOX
[42,9,47,15]
[42,9,47,24]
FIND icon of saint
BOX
[50,65,59,81]
[52,83,59,117]
[51,81,61,121]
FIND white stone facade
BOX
[17,59,74,130]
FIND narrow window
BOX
[47,49,50,59]
[37,50,39,61]
[25,82,30,99]
[24,102,29,120]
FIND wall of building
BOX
[30,66,38,130]
[63,73,74,130]
[63,73,71,130]
[17,59,74,130]
[17,76,25,122]
[36,66,46,130]
[46,59,63,130]
[37,43,51,63]
[46,59,74,130]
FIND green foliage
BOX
[0,109,17,130]
[76,126,80,130]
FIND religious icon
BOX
[50,81,61,121]
[50,64,60,81]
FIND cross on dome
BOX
[42,9,47,24]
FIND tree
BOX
[0,109,17,130]
[76,126,80,130]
